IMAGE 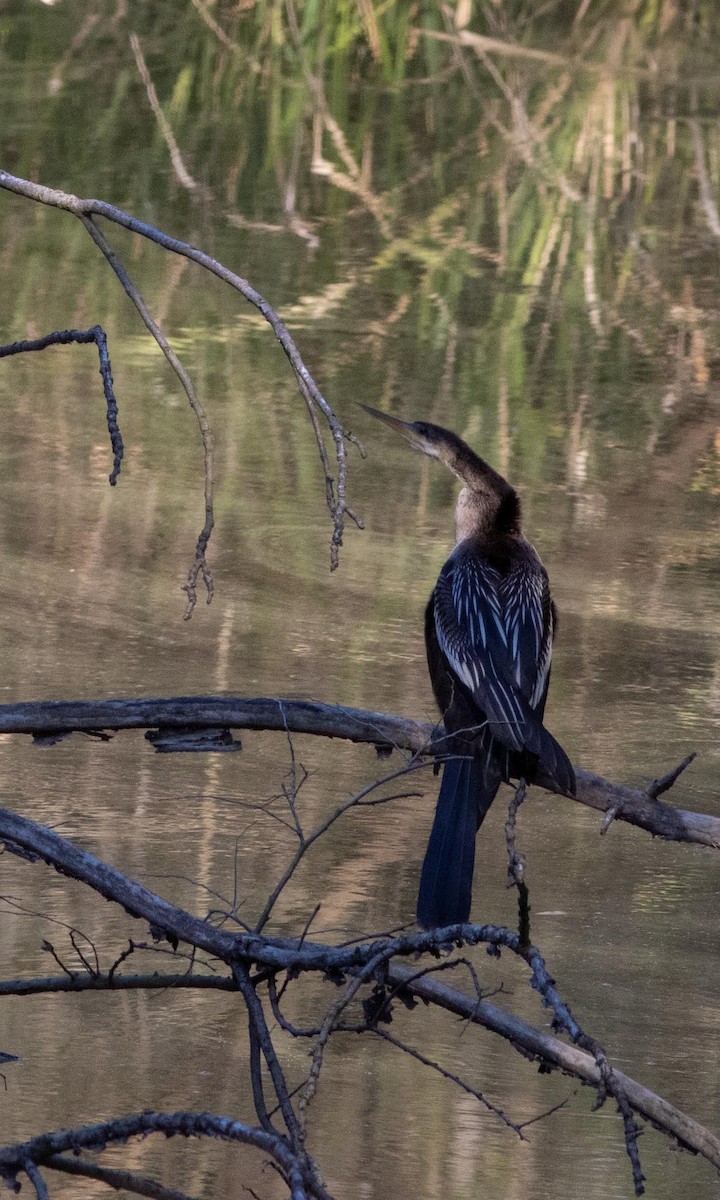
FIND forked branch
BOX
[0,171,362,605]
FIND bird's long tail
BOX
[416,754,501,929]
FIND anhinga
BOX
[363,406,575,928]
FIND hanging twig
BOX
[78,214,214,616]
[0,326,123,484]
[0,171,362,582]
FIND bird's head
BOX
[361,404,521,534]
[360,405,466,470]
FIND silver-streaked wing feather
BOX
[433,547,548,754]
[498,557,553,709]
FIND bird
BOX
[362,405,575,928]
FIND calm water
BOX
[1,4,720,1198]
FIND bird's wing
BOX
[498,558,554,711]
[433,547,549,755]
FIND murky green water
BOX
[1,4,720,1198]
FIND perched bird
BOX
[363,406,575,928]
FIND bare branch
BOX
[0,172,360,573]
[47,1155,197,1200]
[387,963,720,1169]
[298,948,388,1129]
[78,214,214,618]
[516,1094,575,1131]
[0,972,234,997]
[505,779,531,945]
[0,326,123,483]
[0,695,712,849]
[40,940,74,980]
[372,1027,524,1135]
[648,753,696,800]
[232,961,305,1152]
[504,778,527,887]
[22,1159,48,1200]
[254,757,434,933]
[0,1112,312,1200]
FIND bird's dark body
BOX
[417,533,569,928]
[360,405,575,930]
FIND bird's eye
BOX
[414,422,429,437]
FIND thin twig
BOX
[47,1155,197,1200]
[253,757,436,933]
[505,780,531,945]
[232,963,304,1153]
[40,941,75,980]
[516,1093,575,1131]
[648,753,696,800]
[69,929,99,978]
[298,948,388,1130]
[372,1028,524,1134]
[504,778,527,887]
[78,214,215,617]
[278,701,305,841]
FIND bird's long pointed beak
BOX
[361,405,454,468]
[360,404,417,442]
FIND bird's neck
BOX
[454,487,518,542]
[450,449,522,543]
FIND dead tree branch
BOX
[0,1112,316,1200]
[1,805,719,1194]
[0,171,362,577]
[0,972,234,997]
[0,694,714,849]
[45,1156,196,1200]
[0,326,123,484]
[386,963,720,1168]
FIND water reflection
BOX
[2,3,720,1197]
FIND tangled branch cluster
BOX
[0,742,716,1200]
